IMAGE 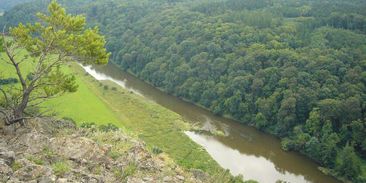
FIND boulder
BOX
[0,148,15,166]
[12,159,52,181]
[49,137,108,163]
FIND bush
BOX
[152,146,163,154]
[99,123,119,132]
[281,138,295,151]
[80,122,96,129]
[103,85,109,90]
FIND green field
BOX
[0,52,121,127]
[66,64,222,173]
[0,52,223,175]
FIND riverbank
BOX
[81,63,348,183]
[114,66,366,183]
[0,54,249,181]
[65,63,222,173]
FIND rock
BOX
[163,176,173,182]
[12,159,52,181]
[0,147,15,166]
[79,174,101,183]
[127,177,144,183]
[6,178,22,183]
[11,131,49,154]
[0,161,12,182]
[49,137,106,163]
[39,175,56,183]
[56,178,68,183]
[176,175,185,181]
[191,169,209,181]
[0,117,208,183]
[143,177,153,181]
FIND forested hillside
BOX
[2,0,365,182]
[0,0,33,12]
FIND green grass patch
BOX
[11,161,22,171]
[0,52,121,128]
[44,68,121,127]
[52,161,71,177]
[26,155,44,165]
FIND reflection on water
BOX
[81,65,144,96]
[80,63,340,183]
[186,131,307,183]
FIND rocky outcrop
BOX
[0,118,209,183]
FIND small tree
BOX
[0,0,110,125]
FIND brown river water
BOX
[80,63,340,183]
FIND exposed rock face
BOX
[0,118,208,183]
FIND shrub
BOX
[80,122,96,129]
[152,146,163,154]
[99,123,119,132]
[103,85,109,90]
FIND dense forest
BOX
[1,0,365,182]
[0,0,33,12]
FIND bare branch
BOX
[0,87,10,106]
[2,33,28,92]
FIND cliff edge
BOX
[0,118,209,183]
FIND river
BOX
[80,63,340,183]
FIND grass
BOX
[52,161,71,177]
[70,64,221,173]
[26,155,44,165]
[43,66,121,127]
[11,161,22,171]
[0,52,223,175]
[113,162,137,181]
